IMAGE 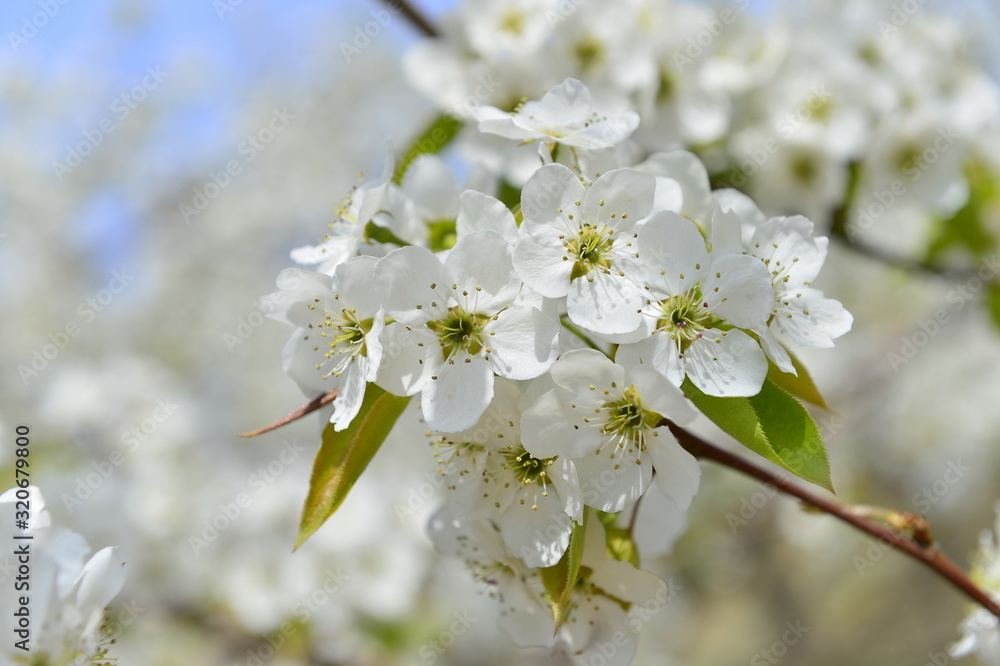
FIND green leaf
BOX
[594,511,639,567]
[392,114,463,185]
[539,513,587,630]
[765,352,828,409]
[427,218,457,251]
[925,161,999,263]
[682,378,834,492]
[364,221,410,247]
[295,384,411,549]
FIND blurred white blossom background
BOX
[3,0,1000,665]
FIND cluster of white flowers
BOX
[263,74,850,662]
[406,0,1000,247]
[0,486,125,666]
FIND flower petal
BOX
[685,329,767,397]
[422,354,494,432]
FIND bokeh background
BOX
[3,0,1000,664]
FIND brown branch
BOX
[664,420,1000,620]
[383,0,438,37]
[239,389,337,437]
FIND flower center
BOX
[655,286,715,345]
[600,386,661,449]
[500,446,553,487]
[499,10,525,35]
[566,224,614,280]
[427,306,490,360]
[315,308,373,379]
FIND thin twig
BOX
[663,420,1000,620]
[382,0,438,37]
[239,389,337,437]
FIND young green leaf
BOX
[765,352,828,409]
[682,379,834,492]
[295,385,411,549]
[539,513,588,630]
[392,114,463,185]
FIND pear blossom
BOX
[514,163,654,335]
[522,349,700,513]
[431,378,583,567]
[949,502,1000,665]
[427,504,557,649]
[375,230,559,432]
[558,517,677,666]
[260,256,385,431]
[474,78,639,151]
[616,212,775,397]
[290,176,391,275]
[0,487,126,666]
[743,216,853,354]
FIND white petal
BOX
[457,190,517,244]
[629,365,694,424]
[637,212,709,295]
[531,78,593,129]
[639,150,713,222]
[648,437,702,511]
[496,574,556,649]
[330,255,382,319]
[616,334,685,388]
[566,271,644,335]
[486,305,558,380]
[374,246,446,323]
[422,355,494,432]
[549,348,625,392]
[330,360,367,431]
[444,230,519,312]
[373,322,434,396]
[583,169,654,230]
[74,546,126,615]
[775,289,853,348]
[574,447,651,513]
[500,497,572,568]
[548,457,584,523]
[632,483,689,558]
[521,389,604,459]
[704,254,773,329]
[759,327,795,374]
[685,329,767,397]
[512,226,574,298]
[520,163,585,226]
[751,216,826,284]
